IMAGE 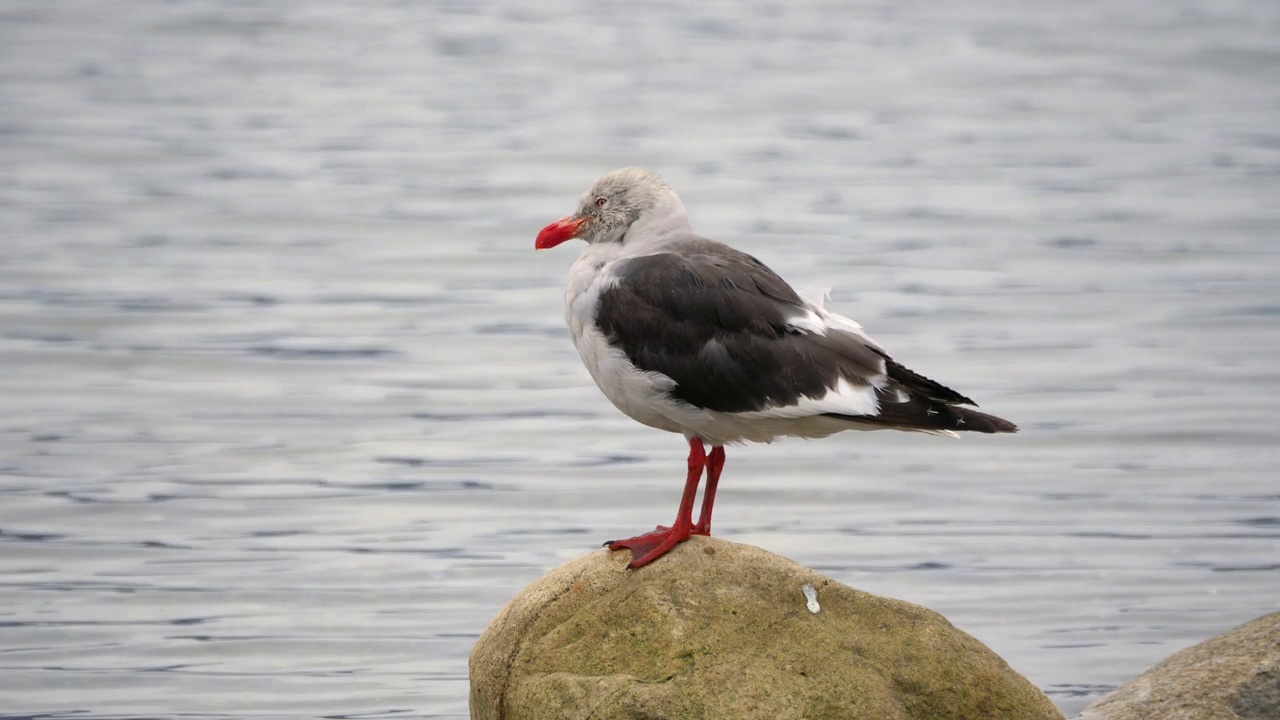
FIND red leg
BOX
[607,438,706,569]
[693,445,724,536]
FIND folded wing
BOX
[594,237,1016,434]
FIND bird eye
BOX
[594,196,608,208]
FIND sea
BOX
[2,1,1278,717]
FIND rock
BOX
[1077,611,1280,720]
[470,535,1063,720]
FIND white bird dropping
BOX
[802,583,820,614]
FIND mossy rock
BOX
[470,535,1062,720]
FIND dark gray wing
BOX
[594,238,885,414]
[594,237,1017,434]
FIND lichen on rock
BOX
[470,535,1063,720]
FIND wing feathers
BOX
[594,239,1016,434]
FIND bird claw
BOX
[605,525,694,568]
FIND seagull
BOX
[535,168,1017,569]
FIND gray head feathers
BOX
[574,168,690,245]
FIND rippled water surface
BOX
[3,1,1279,717]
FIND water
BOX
[2,1,1278,717]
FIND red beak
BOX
[535,216,589,250]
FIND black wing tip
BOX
[964,409,1018,434]
[876,354,976,406]
[824,406,1018,435]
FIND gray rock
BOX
[1078,611,1280,720]
[470,535,1063,720]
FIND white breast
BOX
[564,245,711,438]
